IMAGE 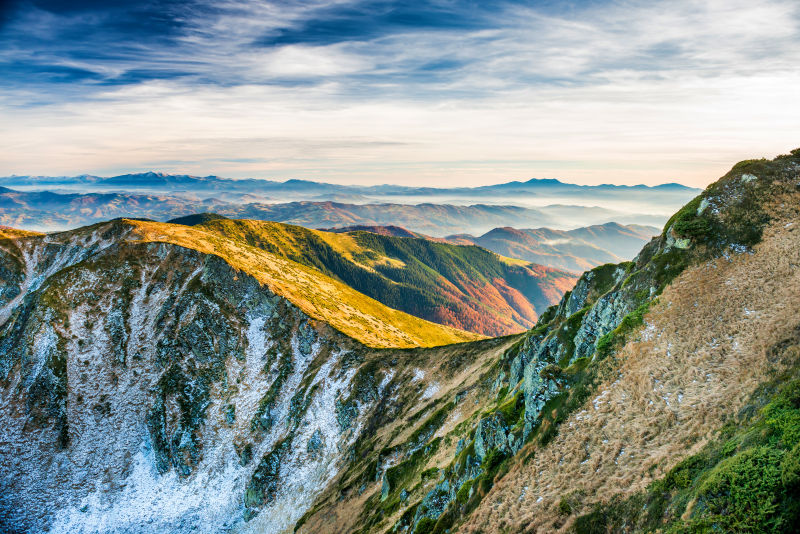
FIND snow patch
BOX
[246,347,361,534]
[592,390,609,411]
[51,445,242,533]
[421,382,440,400]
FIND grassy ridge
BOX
[189,219,576,336]
[0,227,42,239]
[83,219,482,349]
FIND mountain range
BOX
[0,172,699,234]
[1,150,799,533]
[445,222,659,272]
[0,187,673,235]
[326,222,658,273]
[164,216,578,336]
[0,172,698,198]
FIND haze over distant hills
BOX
[0,172,698,233]
[0,172,699,198]
[445,222,659,272]
[327,222,658,272]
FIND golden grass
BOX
[494,254,533,267]
[460,196,800,533]
[0,227,43,239]
[199,218,407,273]
[123,219,480,349]
[169,217,572,336]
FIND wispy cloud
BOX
[0,0,798,186]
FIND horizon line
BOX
[0,170,701,190]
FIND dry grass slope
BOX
[0,227,42,239]
[296,336,522,534]
[459,193,800,532]
[125,219,482,348]
[0,219,479,349]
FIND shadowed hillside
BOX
[180,218,577,336]
[446,222,658,272]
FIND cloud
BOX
[0,0,798,186]
[251,44,373,78]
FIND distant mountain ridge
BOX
[0,188,669,234]
[446,222,658,271]
[0,172,699,234]
[0,171,699,194]
[325,222,658,271]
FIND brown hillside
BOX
[460,182,800,533]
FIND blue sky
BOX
[0,0,798,186]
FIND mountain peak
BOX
[483,226,528,238]
[524,177,563,185]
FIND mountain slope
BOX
[565,222,657,258]
[0,220,477,349]
[165,218,577,336]
[0,226,41,239]
[461,153,800,534]
[0,221,513,532]
[446,222,658,272]
[292,149,800,533]
[322,224,429,239]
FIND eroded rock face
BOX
[0,237,383,533]
[522,357,560,432]
[474,413,509,461]
[563,269,595,317]
[571,288,634,362]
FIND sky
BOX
[0,0,798,187]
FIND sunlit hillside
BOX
[167,218,577,336]
[0,219,480,349]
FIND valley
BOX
[0,150,798,533]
